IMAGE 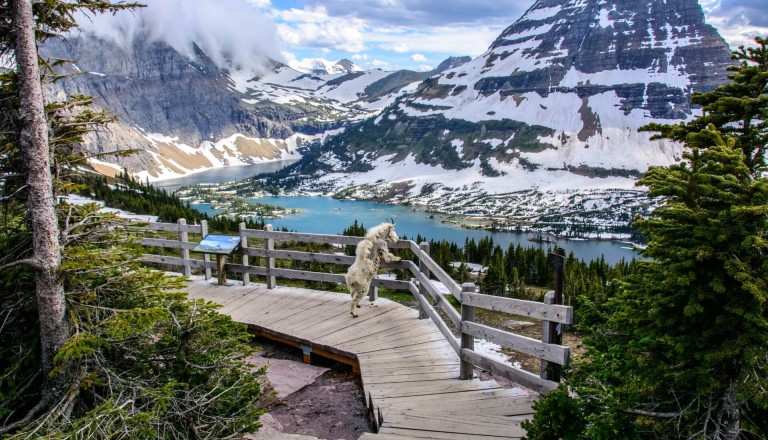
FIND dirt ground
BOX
[252,338,372,440]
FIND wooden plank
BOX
[374,388,526,407]
[240,229,412,249]
[311,306,420,342]
[384,412,525,438]
[462,292,573,324]
[378,427,516,440]
[408,281,460,354]
[272,299,355,335]
[257,295,341,328]
[309,306,405,340]
[462,321,570,365]
[405,262,461,327]
[409,244,461,299]
[362,370,460,385]
[148,221,200,233]
[141,255,215,269]
[217,289,277,316]
[268,297,350,334]
[227,289,303,321]
[342,326,444,353]
[186,283,263,306]
[381,412,525,438]
[460,348,558,394]
[389,395,535,416]
[357,347,458,366]
[369,380,501,400]
[243,247,355,265]
[246,292,332,327]
[140,238,197,250]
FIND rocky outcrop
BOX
[41,35,353,178]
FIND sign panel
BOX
[192,234,241,255]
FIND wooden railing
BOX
[135,219,572,394]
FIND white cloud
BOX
[75,0,282,72]
[410,53,427,62]
[372,26,500,57]
[274,6,366,52]
[352,53,369,60]
[417,64,433,71]
[368,59,391,68]
[384,43,410,53]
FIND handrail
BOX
[135,219,571,394]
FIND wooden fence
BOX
[135,219,573,393]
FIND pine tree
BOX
[480,246,507,296]
[0,2,265,437]
[524,37,768,439]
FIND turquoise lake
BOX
[153,162,640,264]
[192,196,639,264]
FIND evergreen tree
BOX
[480,245,507,296]
[524,37,768,439]
[0,2,265,436]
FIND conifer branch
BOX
[0,257,43,272]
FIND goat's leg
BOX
[350,288,365,317]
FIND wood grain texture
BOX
[187,279,536,439]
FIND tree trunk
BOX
[12,0,69,378]
[716,382,741,440]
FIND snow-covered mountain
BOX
[263,0,734,234]
[41,38,435,181]
[292,57,364,75]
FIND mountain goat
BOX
[345,222,400,317]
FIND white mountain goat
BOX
[345,222,401,317]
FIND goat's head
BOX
[367,221,399,243]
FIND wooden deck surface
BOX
[186,279,535,439]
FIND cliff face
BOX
[41,36,356,179]
[481,0,732,117]
[42,34,456,180]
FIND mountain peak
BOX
[435,56,472,72]
[488,0,731,92]
[294,58,363,75]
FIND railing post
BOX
[542,248,565,382]
[540,290,555,380]
[239,222,249,286]
[200,219,211,280]
[418,242,430,319]
[178,218,191,277]
[460,282,476,380]
[368,285,378,303]
[264,224,276,289]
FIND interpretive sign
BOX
[192,234,241,255]
[192,235,241,285]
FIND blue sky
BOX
[78,0,768,73]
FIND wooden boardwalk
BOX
[186,278,536,440]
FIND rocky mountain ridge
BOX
[42,36,457,180]
[256,0,734,234]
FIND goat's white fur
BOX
[345,223,400,317]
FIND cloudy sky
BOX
[77,0,767,73]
